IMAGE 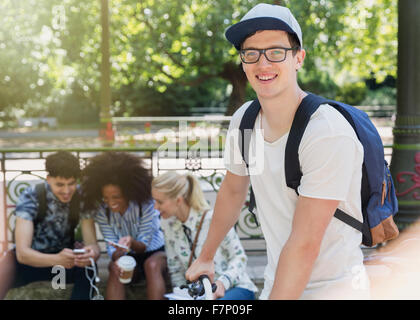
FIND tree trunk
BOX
[220,62,248,116]
[100,0,111,122]
[99,0,114,144]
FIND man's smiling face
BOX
[241,30,305,101]
[46,176,77,203]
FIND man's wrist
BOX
[93,245,101,259]
[85,244,100,260]
[198,245,216,262]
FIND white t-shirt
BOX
[224,101,370,300]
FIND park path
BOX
[0,117,394,148]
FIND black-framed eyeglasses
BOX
[240,46,298,64]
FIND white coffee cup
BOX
[116,256,137,284]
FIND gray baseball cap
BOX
[225,3,303,50]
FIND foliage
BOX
[361,86,396,106]
[0,0,398,126]
[335,82,367,106]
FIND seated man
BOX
[0,151,100,300]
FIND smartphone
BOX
[73,248,86,254]
[105,239,129,250]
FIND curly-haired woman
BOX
[81,152,166,300]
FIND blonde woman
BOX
[152,171,257,300]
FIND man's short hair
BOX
[45,151,81,179]
[287,32,301,50]
[241,30,301,52]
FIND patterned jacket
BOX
[161,208,258,293]
[14,181,89,253]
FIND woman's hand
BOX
[118,236,133,249]
[108,238,130,260]
[213,280,226,299]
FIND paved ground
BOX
[0,117,394,149]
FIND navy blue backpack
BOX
[239,92,399,247]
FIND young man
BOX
[186,3,370,299]
[0,151,100,300]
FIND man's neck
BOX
[258,87,307,141]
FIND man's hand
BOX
[74,245,98,267]
[185,257,215,283]
[57,248,76,269]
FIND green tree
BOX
[0,0,397,124]
[109,0,397,115]
[0,0,102,125]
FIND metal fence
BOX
[0,143,394,254]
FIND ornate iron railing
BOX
[0,144,395,254]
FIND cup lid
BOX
[117,255,136,269]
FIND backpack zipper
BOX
[381,180,386,206]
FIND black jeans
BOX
[12,249,94,300]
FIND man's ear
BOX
[295,49,306,71]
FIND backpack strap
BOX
[286,93,365,234]
[239,100,261,169]
[285,93,326,193]
[239,100,262,227]
[34,183,47,225]
[68,190,80,236]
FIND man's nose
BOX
[257,52,272,66]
